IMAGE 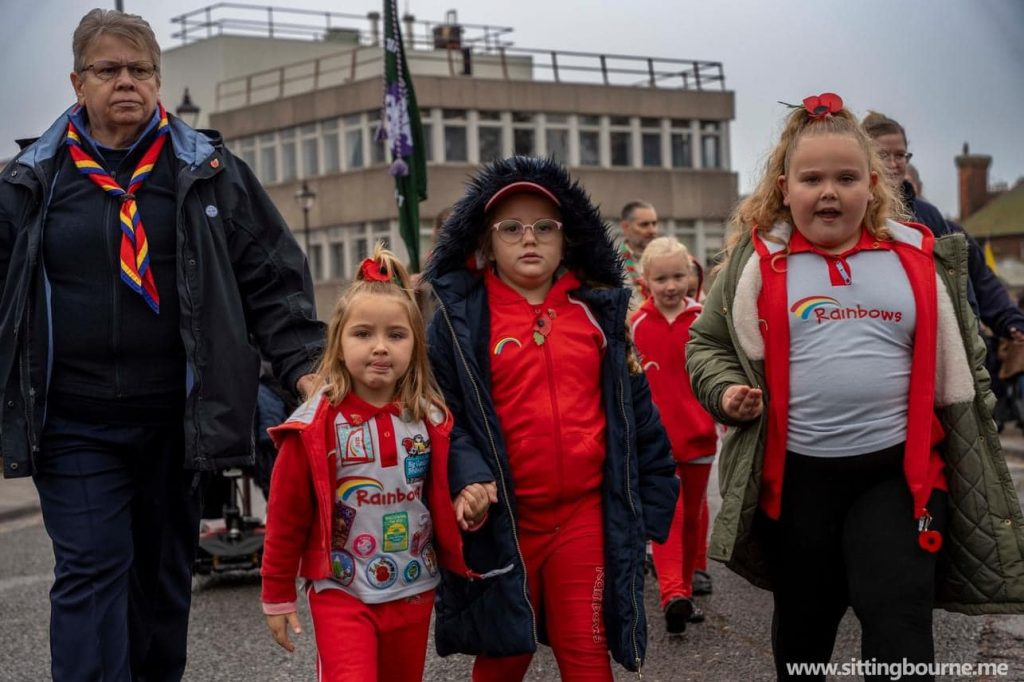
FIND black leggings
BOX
[759,444,948,682]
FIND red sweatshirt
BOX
[631,297,717,462]
[485,269,607,533]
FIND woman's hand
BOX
[454,482,498,531]
[721,384,764,422]
[266,612,302,652]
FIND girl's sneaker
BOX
[664,597,694,634]
[692,569,713,595]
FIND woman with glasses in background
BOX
[0,9,324,681]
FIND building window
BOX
[308,244,323,281]
[609,116,632,167]
[421,123,433,162]
[544,113,569,165]
[512,112,535,157]
[443,109,468,162]
[280,128,297,181]
[701,120,721,169]
[258,132,277,183]
[670,119,693,169]
[354,236,369,263]
[236,136,256,170]
[300,124,319,178]
[578,115,600,167]
[330,241,346,279]
[641,117,661,167]
[478,111,504,163]
[322,119,340,173]
[371,122,387,166]
[370,221,391,252]
[344,114,364,170]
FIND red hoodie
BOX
[260,392,476,608]
[631,297,717,462]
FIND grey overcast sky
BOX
[1,0,1022,219]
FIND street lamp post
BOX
[295,181,316,258]
[175,88,200,127]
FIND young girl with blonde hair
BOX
[260,245,490,681]
[687,93,1024,679]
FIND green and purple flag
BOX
[379,0,427,271]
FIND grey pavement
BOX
[0,474,39,523]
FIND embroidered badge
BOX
[330,550,356,586]
[493,337,522,355]
[401,434,430,457]
[352,533,377,559]
[411,516,432,556]
[382,511,410,552]
[336,422,375,466]
[366,555,399,589]
[331,502,356,549]
[421,541,438,577]
[403,560,422,584]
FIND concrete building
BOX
[163,4,738,317]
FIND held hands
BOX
[721,384,764,422]
[454,482,498,531]
[266,612,302,652]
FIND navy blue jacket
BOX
[0,107,325,478]
[903,181,1024,337]
[425,156,678,673]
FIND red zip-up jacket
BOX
[631,297,717,462]
[260,391,476,609]
[485,269,607,533]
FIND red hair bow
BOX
[359,258,391,283]
[802,93,843,120]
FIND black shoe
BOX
[692,569,713,596]
[688,604,705,623]
[664,597,694,634]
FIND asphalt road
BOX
[2,453,1024,681]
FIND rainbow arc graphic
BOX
[493,337,522,355]
[790,295,840,320]
[336,476,384,501]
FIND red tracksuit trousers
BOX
[472,495,612,682]
[652,462,712,603]
[306,587,434,681]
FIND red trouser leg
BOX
[679,463,712,597]
[307,587,434,682]
[696,497,710,571]
[651,466,685,606]
[473,497,612,682]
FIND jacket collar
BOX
[638,295,701,323]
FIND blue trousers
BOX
[33,413,201,682]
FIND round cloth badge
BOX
[205,205,219,218]
[403,560,422,584]
[330,550,356,586]
[352,533,377,558]
[366,555,399,589]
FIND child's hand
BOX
[266,612,302,652]
[455,482,498,530]
[721,384,764,421]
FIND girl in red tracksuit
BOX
[260,246,494,682]
[631,237,718,633]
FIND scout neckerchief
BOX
[67,104,169,313]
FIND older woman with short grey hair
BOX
[0,8,324,681]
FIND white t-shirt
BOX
[786,249,916,457]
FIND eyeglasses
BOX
[80,60,158,81]
[878,150,913,163]
[492,219,563,244]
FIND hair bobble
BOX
[359,257,392,283]
[778,92,844,121]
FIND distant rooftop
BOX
[173,3,727,111]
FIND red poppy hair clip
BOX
[779,92,844,120]
[359,257,391,283]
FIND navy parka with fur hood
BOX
[425,156,678,672]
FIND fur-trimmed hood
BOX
[424,156,622,287]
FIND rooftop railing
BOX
[173,3,727,112]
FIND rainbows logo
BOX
[336,476,383,501]
[790,296,840,320]
[493,337,522,355]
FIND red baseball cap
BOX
[484,181,561,213]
